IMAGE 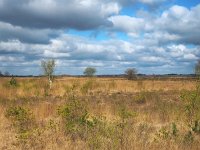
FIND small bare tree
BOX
[41,59,55,89]
[125,68,137,80]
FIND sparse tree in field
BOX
[195,60,200,77]
[125,68,137,80]
[83,67,96,77]
[0,71,3,76]
[41,59,56,89]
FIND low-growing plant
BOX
[9,76,17,87]
[171,122,178,136]
[154,99,170,122]
[58,96,119,149]
[137,80,144,91]
[5,106,35,133]
[117,106,136,149]
[118,106,136,121]
[183,131,194,144]
[5,106,39,149]
[192,120,200,134]
[47,119,59,132]
[134,91,147,104]
[86,116,116,149]
[43,83,50,97]
[64,81,80,99]
[154,123,180,143]
[180,88,200,127]
[58,99,94,140]
[108,79,116,90]
[156,126,170,140]
[81,79,94,95]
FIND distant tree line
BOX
[2,59,200,82]
[35,59,200,81]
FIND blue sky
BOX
[0,0,199,75]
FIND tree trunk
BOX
[48,75,52,89]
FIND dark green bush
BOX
[9,76,17,87]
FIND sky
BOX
[0,0,200,75]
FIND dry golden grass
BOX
[0,77,196,99]
[0,77,199,150]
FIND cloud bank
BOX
[0,0,199,75]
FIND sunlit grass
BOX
[0,76,199,149]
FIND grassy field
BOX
[0,77,200,150]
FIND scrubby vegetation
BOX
[0,76,200,149]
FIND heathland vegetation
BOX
[0,60,200,150]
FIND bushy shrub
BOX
[192,120,200,134]
[9,76,17,87]
[58,97,119,148]
[58,99,94,140]
[117,106,136,149]
[5,106,35,133]
[171,122,178,136]
[180,89,200,127]
[134,91,147,104]
[156,127,170,140]
[183,131,194,144]
[64,81,80,100]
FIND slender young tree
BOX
[41,59,56,88]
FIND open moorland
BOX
[0,77,200,150]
